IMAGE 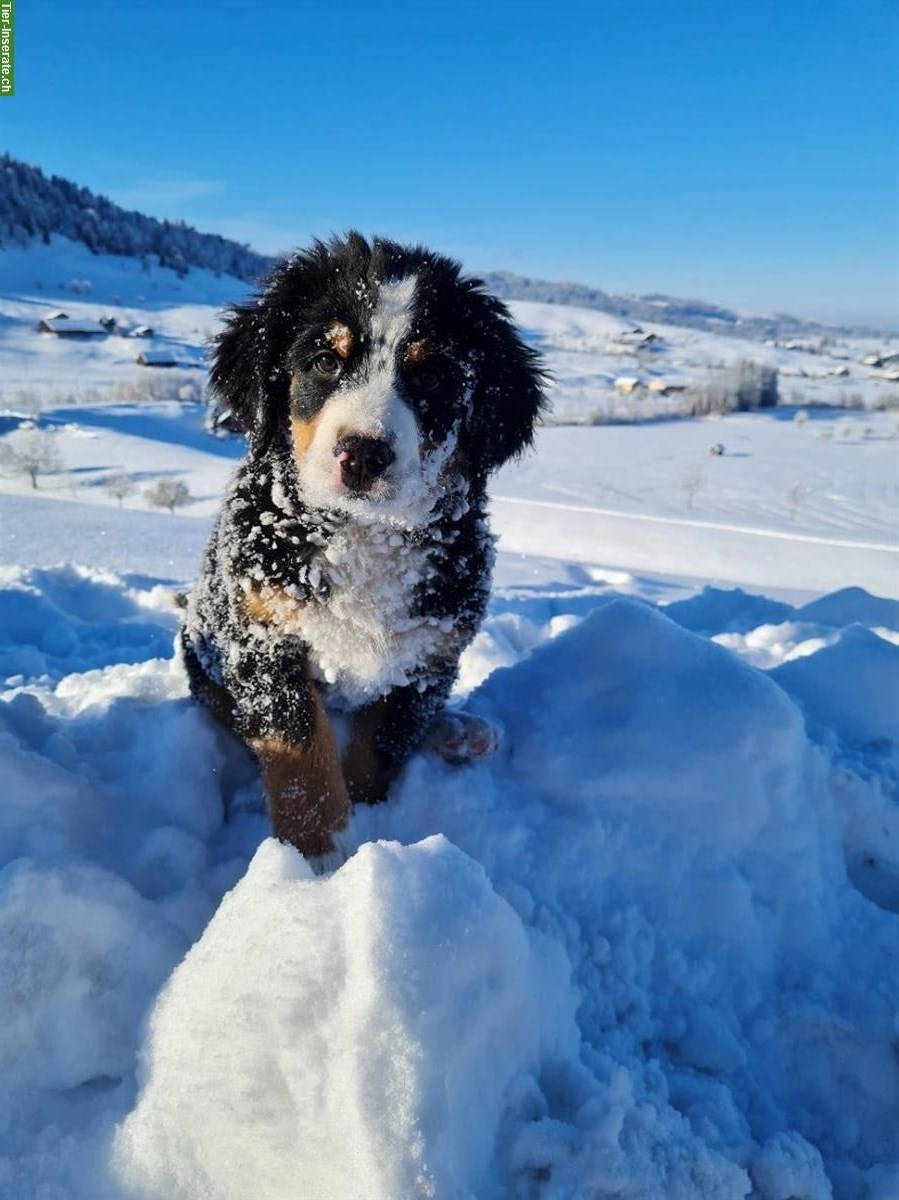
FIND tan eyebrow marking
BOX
[326,321,355,359]
[405,338,430,364]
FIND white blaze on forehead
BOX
[330,273,419,441]
[368,274,418,357]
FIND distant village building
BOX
[615,328,661,350]
[859,352,899,369]
[775,338,824,353]
[38,318,108,337]
[136,350,178,367]
[614,376,642,395]
[43,310,69,321]
[130,325,155,338]
[647,378,687,396]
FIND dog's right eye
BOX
[311,351,342,379]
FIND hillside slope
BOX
[1,155,272,282]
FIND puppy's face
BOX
[285,273,472,522]
[211,234,547,525]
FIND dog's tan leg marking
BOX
[250,687,350,859]
[342,699,396,806]
[243,584,305,628]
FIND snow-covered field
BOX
[1,243,898,1199]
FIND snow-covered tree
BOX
[785,480,810,520]
[679,467,705,509]
[144,478,191,513]
[0,430,64,488]
[104,473,135,506]
[10,388,43,420]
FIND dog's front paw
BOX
[425,711,500,765]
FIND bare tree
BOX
[144,478,191,513]
[0,430,63,488]
[785,480,809,521]
[104,473,135,506]
[12,388,43,420]
[679,468,705,509]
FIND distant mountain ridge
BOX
[1,155,885,339]
[480,271,883,341]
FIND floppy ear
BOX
[464,286,548,475]
[209,299,288,452]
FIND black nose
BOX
[334,435,396,493]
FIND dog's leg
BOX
[183,633,349,855]
[343,697,398,806]
[343,678,455,804]
[250,683,350,859]
[425,711,500,764]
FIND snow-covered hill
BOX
[1,237,898,1200]
[2,235,899,410]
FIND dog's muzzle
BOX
[334,435,396,494]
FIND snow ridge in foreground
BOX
[1,565,898,1199]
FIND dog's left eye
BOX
[410,364,444,393]
[311,351,342,379]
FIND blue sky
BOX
[3,0,897,326]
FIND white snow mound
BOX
[113,835,577,1200]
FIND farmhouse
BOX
[38,318,108,338]
[614,376,642,394]
[860,352,899,369]
[647,378,687,396]
[136,350,179,368]
[615,327,661,350]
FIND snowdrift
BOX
[115,836,576,1200]
[1,565,898,1199]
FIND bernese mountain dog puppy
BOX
[182,233,547,858]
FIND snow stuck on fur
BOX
[287,520,462,706]
[184,445,487,716]
[2,564,899,1199]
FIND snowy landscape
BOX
[1,191,899,1198]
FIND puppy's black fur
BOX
[182,232,547,855]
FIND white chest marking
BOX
[278,525,454,710]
